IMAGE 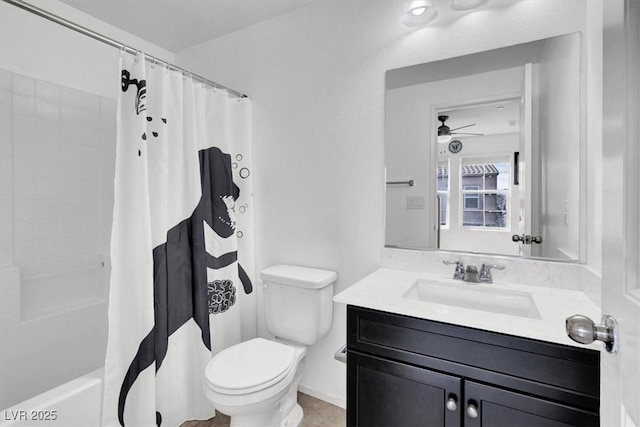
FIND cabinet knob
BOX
[446,396,457,412]
[466,402,478,418]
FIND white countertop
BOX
[334,268,602,351]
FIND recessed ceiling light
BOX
[402,0,438,27]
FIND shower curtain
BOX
[102,53,255,427]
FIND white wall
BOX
[177,0,596,407]
[537,33,581,259]
[0,0,173,410]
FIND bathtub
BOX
[0,369,103,427]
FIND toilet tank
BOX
[261,265,337,346]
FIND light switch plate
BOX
[407,196,425,210]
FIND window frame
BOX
[437,160,450,228]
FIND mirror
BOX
[385,33,581,261]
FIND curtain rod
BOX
[2,0,248,98]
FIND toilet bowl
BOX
[204,265,337,427]
[205,338,306,427]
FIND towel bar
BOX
[386,180,414,187]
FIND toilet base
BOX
[225,364,304,427]
[226,396,302,427]
[225,402,302,427]
[282,403,303,427]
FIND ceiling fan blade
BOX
[450,123,476,131]
[452,132,484,136]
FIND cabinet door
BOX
[464,381,599,427]
[348,351,462,427]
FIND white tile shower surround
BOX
[0,69,113,410]
[334,247,602,350]
[5,72,115,272]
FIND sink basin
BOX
[402,279,541,319]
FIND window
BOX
[460,156,510,229]
[437,160,449,226]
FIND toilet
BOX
[204,265,337,427]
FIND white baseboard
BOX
[298,384,346,409]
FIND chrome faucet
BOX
[443,260,465,280]
[465,265,479,283]
[479,263,505,283]
[444,260,505,283]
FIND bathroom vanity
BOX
[347,306,599,426]
[335,267,602,427]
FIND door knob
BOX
[565,314,620,354]
[512,234,543,244]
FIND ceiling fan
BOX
[437,115,484,143]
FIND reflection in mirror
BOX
[385,33,581,261]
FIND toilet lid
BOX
[205,338,296,393]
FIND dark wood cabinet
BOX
[464,381,599,427]
[351,351,461,427]
[347,306,600,427]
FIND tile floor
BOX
[181,392,345,427]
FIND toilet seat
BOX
[205,338,296,395]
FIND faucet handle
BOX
[443,260,465,280]
[479,263,505,283]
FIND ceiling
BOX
[57,0,314,52]
[440,98,521,137]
